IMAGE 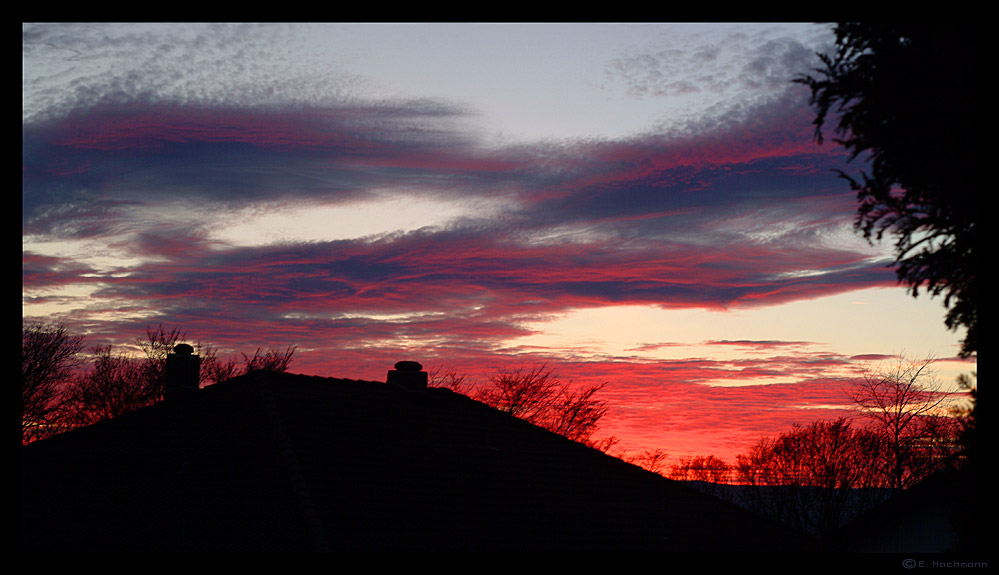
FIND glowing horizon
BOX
[23,23,975,464]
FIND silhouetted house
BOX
[22,366,826,552]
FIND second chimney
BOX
[165,344,200,401]
[386,360,428,392]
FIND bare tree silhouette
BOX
[241,345,297,374]
[62,345,151,427]
[35,325,297,434]
[735,418,888,537]
[669,455,731,483]
[628,447,669,475]
[22,321,84,442]
[428,365,472,395]
[451,363,610,445]
[851,355,961,490]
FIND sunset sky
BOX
[22,23,975,461]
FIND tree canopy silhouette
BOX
[797,23,977,357]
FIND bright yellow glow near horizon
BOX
[508,287,974,384]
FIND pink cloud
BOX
[23,90,916,465]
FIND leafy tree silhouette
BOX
[796,23,977,357]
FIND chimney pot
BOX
[387,360,428,391]
[166,345,200,400]
[394,360,423,372]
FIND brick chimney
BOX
[386,360,428,392]
[165,343,200,401]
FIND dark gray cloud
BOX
[23,67,890,336]
[22,24,974,464]
[21,98,509,237]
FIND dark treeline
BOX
[23,321,975,544]
[631,356,973,539]
[23,322,611,449]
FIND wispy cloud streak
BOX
[26,23,953,459]
[22,51,893,359]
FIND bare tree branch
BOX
[474,363,609,444]
[62,345,152,427]
[851,354,959,490]
[735,418,889,537]
[242,345,297,374]
[22,321,84,442]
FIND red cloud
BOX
[23,91,911,465]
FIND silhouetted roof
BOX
[22,371,825,552]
